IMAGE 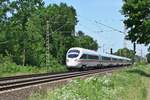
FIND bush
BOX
[29,64,149,100]
[0,54,67,77]
[0,59,67,77]
[0,54,13,64]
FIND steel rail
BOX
[0,67,120,91]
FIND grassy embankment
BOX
[0,62,67,77]
[29,64,150,100]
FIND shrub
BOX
[29,64,149,100]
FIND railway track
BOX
[0,67,122,92]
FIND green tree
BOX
[146,47,150,63]
[114,48,135,59]
[26,3,78,65]
[77,31,85,36]
[146,53,150,63]
[122,0,150,44]
[75,31,98,51]
[6,0,44,66]
[0,0,9,23]
[0,0,9,36]
[0,0,11,56]
[0,1,99,67]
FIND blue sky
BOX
[45,0,148,56]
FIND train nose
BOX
[66,59,78,67]
[66,59,69,63]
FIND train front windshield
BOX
[68,54,79,58]
[67,50,80,58]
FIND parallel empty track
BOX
[0,67,122,91]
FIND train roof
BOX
[100,53,131,61]
[68,47,131,61]
[68,47,98,55]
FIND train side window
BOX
[102,56,111,61]
[119,59,123,62]
[96,56,99,60]
[112,58,117,61]
[80,54,87,59]
[92,55,99,60]
[88,55,99,60]
[88,55,93,59]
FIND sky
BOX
[44,0,148,57]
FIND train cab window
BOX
[68,54,79,58]
[68,50,80,58]
[80,54,87,59]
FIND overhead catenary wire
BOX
[0,14,125,44]
[78,15,134,54]
[45,20,76,67]
[78,14,126,34]
[94,20,125,34]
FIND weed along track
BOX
[0,67,123,100]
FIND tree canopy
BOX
[146,53,150,63]
[122,0,150,45]
[146,47,150,63]
[114,48,135,59]
[0,1,98,67]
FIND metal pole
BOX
[46,20,50,67]
[110,48,113,54]
[124,26,127,48]
[132,42,136,64]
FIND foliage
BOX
[146,47,150,63]
[0,54,13,63]
[29,64,150,100]
[75,34,98,51]
[0,1,98,69]
[0,60,67,77]
[114,48,135,59]
[146,53,150,63]
[122,0,150,45]
[77,30,85,36]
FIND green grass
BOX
[29,64,150,100]
[0,62,67,77]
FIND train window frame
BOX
[68,50,80,54]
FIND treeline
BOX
[0,0,98,67]
[122,0,150,63]
[114,48,135,59]
[114,48,147,63]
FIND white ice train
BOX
[66,47,132,69]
